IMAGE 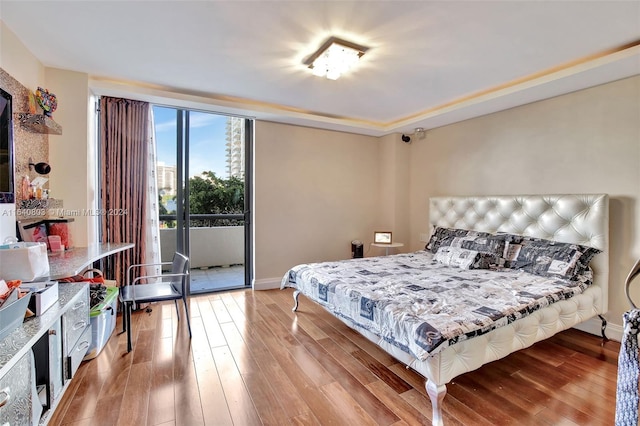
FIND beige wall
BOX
[375,133,411,255]
[46,68,94,247]
[254,121,380,284]
[0,21,44,91]
[408,75,640,334]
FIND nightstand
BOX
[371,242,404,256]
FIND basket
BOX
[0,290,31,341]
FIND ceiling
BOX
[1,1,639,136]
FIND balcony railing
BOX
[159,214,244,268]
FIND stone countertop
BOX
[47,243,134,280]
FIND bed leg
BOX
[598,314,608,340]
[292,290,301,312]
[426,380,446,426]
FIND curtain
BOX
[145,109,161,278]
[99,97,160,285]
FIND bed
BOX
[280,194,609,425]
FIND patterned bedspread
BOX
[281,251,592,360]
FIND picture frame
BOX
[374,231,392,244]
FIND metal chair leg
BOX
[126,302,133,353]
[118,300,127,335]
[120,301,124,332]
[182,296,192,338]
[174,299,180,321]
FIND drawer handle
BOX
[72,321,87,331]
[72,301,86,310]
[0,387,10,408]
[77,341,90,352]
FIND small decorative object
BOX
[28,92,37,114]
[35,87,57,117]
[374,231,392,244]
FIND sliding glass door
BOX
[153,106,252,294]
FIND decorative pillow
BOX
[426,227,506,257]
[434,247,503,270]
[502,236,601,280]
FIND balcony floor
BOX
[189,265,246,293]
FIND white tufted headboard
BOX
[429,194,609,315]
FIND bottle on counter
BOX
[21,176,30,199]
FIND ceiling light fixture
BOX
[303,36,369,80]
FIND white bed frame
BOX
[292,194,609,425]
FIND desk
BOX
[47,242,134,280]
[371,242,404,256]
[0,244,133,424]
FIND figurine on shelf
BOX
[35,87,57,117]
[28,92,37,114]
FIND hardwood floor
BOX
[49,288,621,426]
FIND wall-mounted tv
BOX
[0,88,14,203]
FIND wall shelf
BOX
[19,198,63,210]
[15,113,62,135]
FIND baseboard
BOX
[253,277,281,290]
[573,316,622,342]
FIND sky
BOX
[153,105,229,178]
